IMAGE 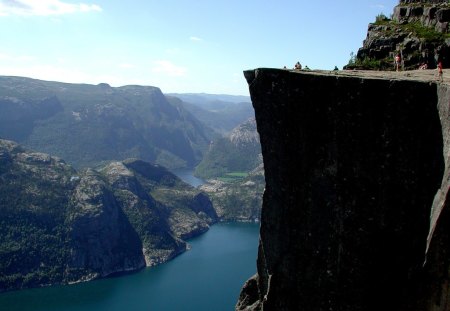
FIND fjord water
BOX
[0,223,259,311]
[172,168,206,188]
[0,170,260,311]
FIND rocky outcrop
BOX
[67,169,145,282]
[237,68,449,310]
[400,0,448,3]
[200,164,264,222]
[99,161,187,266]
[352,0,450,70]
[229,118,260,148]
[120,158,219,239]
[393,1,450,33]
[0,140,216,292]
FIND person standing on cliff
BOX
[395,53,401,72]
[438,61,443,82]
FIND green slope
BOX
[0,76,211,169]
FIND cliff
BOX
[0,140,216,292]
[237,68,449,310]
[350,0,450,70]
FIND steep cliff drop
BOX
[236,68,449,311]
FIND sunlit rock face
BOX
[236,68,449,311]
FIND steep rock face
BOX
[67,169,145,282]
[394,1,450,33]
[100,161,187,266]
[120,159,218,240]
[229,118,260,148]
[353,0,450,70]
[0,140,216,292]
[237,68,449,310]
[422,83,450,310]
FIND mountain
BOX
[194,118,264,221]
[0,139,217,292]
[0,76,212,169]
[166,93,254,134]
[199,164,264,222]
[195,118,262,179]
[346,0,450,70]
[167,93,250,107]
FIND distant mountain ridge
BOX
[167,93,254,134]
[167,93,250,106]
[0,76,212,169]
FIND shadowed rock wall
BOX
[237,68,449,311]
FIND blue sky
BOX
[0,0,399,95]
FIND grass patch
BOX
[226,172,248,177]
[404,22,450,42]
[218,172,248,183]
[374,13,390,25]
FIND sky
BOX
[0,0,399,95]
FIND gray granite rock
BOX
[237,68,449,310]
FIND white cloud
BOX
[189,36,203,42]
[0,0,102,16]
[151,60,187,77]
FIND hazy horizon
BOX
[0,0,398,95]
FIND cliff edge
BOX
[237,68,449,310]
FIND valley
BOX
[0,78,263,294]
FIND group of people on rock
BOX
[284,62,337,71]
[292,62,310,71]
[395,50,444,81]
[284,52,444,82]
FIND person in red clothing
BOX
[438,61,443,82]
[395,53,401,72]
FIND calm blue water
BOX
[171,168,205,188]
[0,223,260,311]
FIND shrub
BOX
[374,13,390,25]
